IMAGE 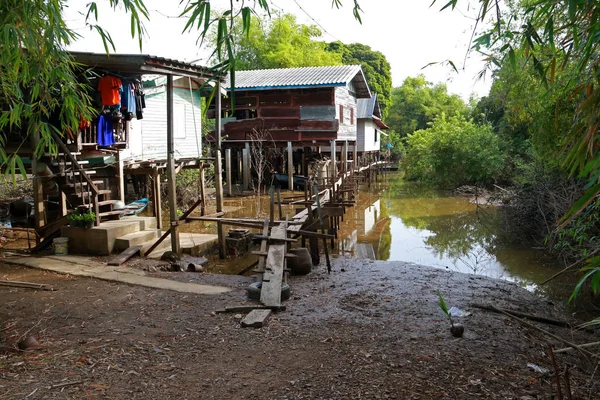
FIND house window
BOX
[374,129,378,143]
[350,108,354,125]
[339,104,344,123]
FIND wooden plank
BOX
[107,245,142,266]
[256,218,269,275]
[216,305,286,313]
[241,309,272,328]
[260,223,287,307]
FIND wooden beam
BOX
[107,245,141,266]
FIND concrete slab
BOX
[4,255,230,295]
[146,232,219,259]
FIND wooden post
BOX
[330,140,336,181]
[153,168,163,230]
[302,146,309,176]
[215,81,225,258]
[31,132,46,237]
[225,147,232,197]
[117,151,125,202]
[243,142,250,191]
[199,163,206,216]
[342,140,348,175]
[166,74,180,254]
[287,141,293,191]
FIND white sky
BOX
[64,0,491,100]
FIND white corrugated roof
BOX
[225,65,371,97]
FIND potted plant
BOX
[80,212,96,229]
[67,213,82,228]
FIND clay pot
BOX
[450,324,464,338]
[287,248,312,275]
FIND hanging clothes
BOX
[120,82,137,116]
[97,114,115,146]
[98,75,123,106]
[134,81,146,120]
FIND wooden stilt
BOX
[153,168,163,229]
[215,81,225,259]
[287,141,293,191]
[166,74,180,255]
[225,148,232,197]
[277,186,283,220]
[243,142,251,191]
[330,140,336,180]
[117,151,125,202]
[199,164,206,216]
[314,183,331,273]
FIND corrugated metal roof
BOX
[357,95,376,119]
[357,94,383,119]
[69,52,220,80]
[226,65,371,97]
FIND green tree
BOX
[230,13,342,70]
[434,0,600,299]
[404,115,506,188]
[386,75,468,137]
[327,42,392,117]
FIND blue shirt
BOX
[97,114,115,146]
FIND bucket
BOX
[53,237,69,255]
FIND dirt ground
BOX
[1,257,599,399]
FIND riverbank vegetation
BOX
[383,1,600,303]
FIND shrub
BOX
[403,115,506,188]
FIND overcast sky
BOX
[64,0,491,100]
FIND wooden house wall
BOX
[357,119,381,152]
[217,88,340,142]
[124,88,202,161]
[334,86,358,141]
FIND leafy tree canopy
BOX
[231,13,342,70]
[386,75,468,137]
[327,42,392,117]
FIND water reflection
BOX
[337,173,565,292]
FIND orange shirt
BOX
[98,75,122,106]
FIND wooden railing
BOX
[50,131,100,226]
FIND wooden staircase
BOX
[50,153,122,221]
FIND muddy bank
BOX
[0,258,598,399]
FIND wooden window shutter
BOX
[339,104,344,123]
[350,108,354,124]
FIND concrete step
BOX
[115,229,161,252]
[145,232,219,259]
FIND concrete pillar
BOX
[242,146,250,191]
